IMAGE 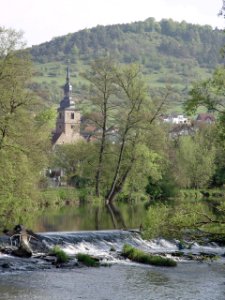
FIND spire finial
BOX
[66,59,70,83]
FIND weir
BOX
[1,229,225,262]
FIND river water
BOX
[0,202,225,300]
[0,230,225,300]
[0,262,224,300]
[33,202,146,232]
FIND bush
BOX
[122,244,177,267]
[51,246,69,263]
[146,176,178,200]
[77,253,100,267]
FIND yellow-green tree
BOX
[0,27,50,229]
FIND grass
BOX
[122,244,177,267]
[40,187,79,207]
[76,253,100,267]
[51,246,70,263]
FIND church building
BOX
[52,67,81,145]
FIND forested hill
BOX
[29,18,225,106]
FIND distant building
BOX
[52,66,82,146]
[162,114,189,124]
[196,113,215,124]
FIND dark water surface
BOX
[0,262,224,300]
[34,202,146,232]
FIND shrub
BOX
[51,246,69,263]
[122,244,177,267]
[77,253,100,267]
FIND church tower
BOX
[53,66,81,145]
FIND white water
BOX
[30,230,225,265]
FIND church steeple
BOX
[64,66,72,96]
[60,65,75,109]
[52,64,82,146]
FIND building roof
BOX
[196,113,215,122]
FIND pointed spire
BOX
[66,65,70,83]
[60,63,75,109]
[64,64,72,97]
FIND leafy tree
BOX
[52,141,96,188]
[81,60,165,204]
[172,130,216,189]
[0,28,50,229]
[82,57,117,196]
[184,66,225,186]
[143,198,225,240]
[185,67,225,117]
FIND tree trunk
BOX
[105,133,127,204]
[95,102,107,196]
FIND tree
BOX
[142,198,225,241]
[83,57,117,196]
[82,59,165,204]
[185,67,225,117]
[105,63,161,204]
[184,66,225,186]
[0,27,50,229]
[52,141,96,188]
[172,129,216,189]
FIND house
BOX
[196,113,215,124]
[162,114,189,124]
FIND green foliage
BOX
[125,144,162,195]
[30,19,224,69]
[146,174,178,199]
[0,28,50,230]
[76,253,100,267]
[185,67,225,115]
[40,188,79,207]
[29,19,225,110]
[122,244,177,267]
[50,60,164,203]
[51,246,69,263]
[173,130,216,189]
[35,107,57,130]
[179,189,203,199]
[142,197,225,240]
[52,141,96,187]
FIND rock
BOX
[1,262,11,269]
[3,224,33,258]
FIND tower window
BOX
[71,113,74,119]
[59,113,62,119]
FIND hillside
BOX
[29,18,225,111]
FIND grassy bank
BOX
[40,187,80,207]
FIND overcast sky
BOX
[1,0,224,46]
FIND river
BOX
[0,261,224,299]
[0,230,225,300]
[0,202,225,300]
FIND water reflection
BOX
[34,201,146,232]
[106,202,127,229]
